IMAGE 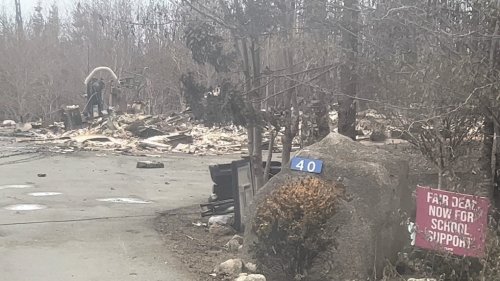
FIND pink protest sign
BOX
[415,186,490,257]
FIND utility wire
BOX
[0,214,156,227]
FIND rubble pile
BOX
[2,108,407,155]
[5,112,251,155]
[328,108,404,141]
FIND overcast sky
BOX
[0,0,73,19]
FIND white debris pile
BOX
[188,125,247,155]
[356,109,388,137]
[6,112,251,155]
[1,120,16,127]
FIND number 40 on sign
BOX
[290,157,323,174]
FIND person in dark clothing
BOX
[86,78,105,117]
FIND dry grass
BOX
[251,177,344,280]
[383,218,500,281]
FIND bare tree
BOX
[338,0,359,140]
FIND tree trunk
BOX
[14,0,24,40]
[250,37,265,189]
[239,35,262,190]
[253,125,265,188]
[314,97,331,141]
[478,116,494,199]
[480,5,500,200]
[232,30,265,191]
[282,126,293,164]
[247,121,255,160]
[494,124,500,208]
[280,0,298,164]
[338,0,358,140]
[306,0,330,143]
[264,129,276,182]
[437,168,443,190]
[281,87,300,165]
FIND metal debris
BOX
[96,198,152,204]
[136,160,164,169]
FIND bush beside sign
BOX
[415,186,489,257]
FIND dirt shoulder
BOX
[154,206,238,281]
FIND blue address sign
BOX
[290,157,323,174]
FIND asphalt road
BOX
[0,146,239,281]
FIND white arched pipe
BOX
[84,66,119,109]
[84,66,118,85]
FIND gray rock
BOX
[209,214,234,226]
[224,235,244,253]
[225,238,241,253]
[231,234,244,244]
[243,133,412,280]
[209,224,234,236]
[244,262,257,273]
[234,273,266,281]
[216,258,243,277]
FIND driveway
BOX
[0,148,239,281]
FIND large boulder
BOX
[243,133,412,280]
